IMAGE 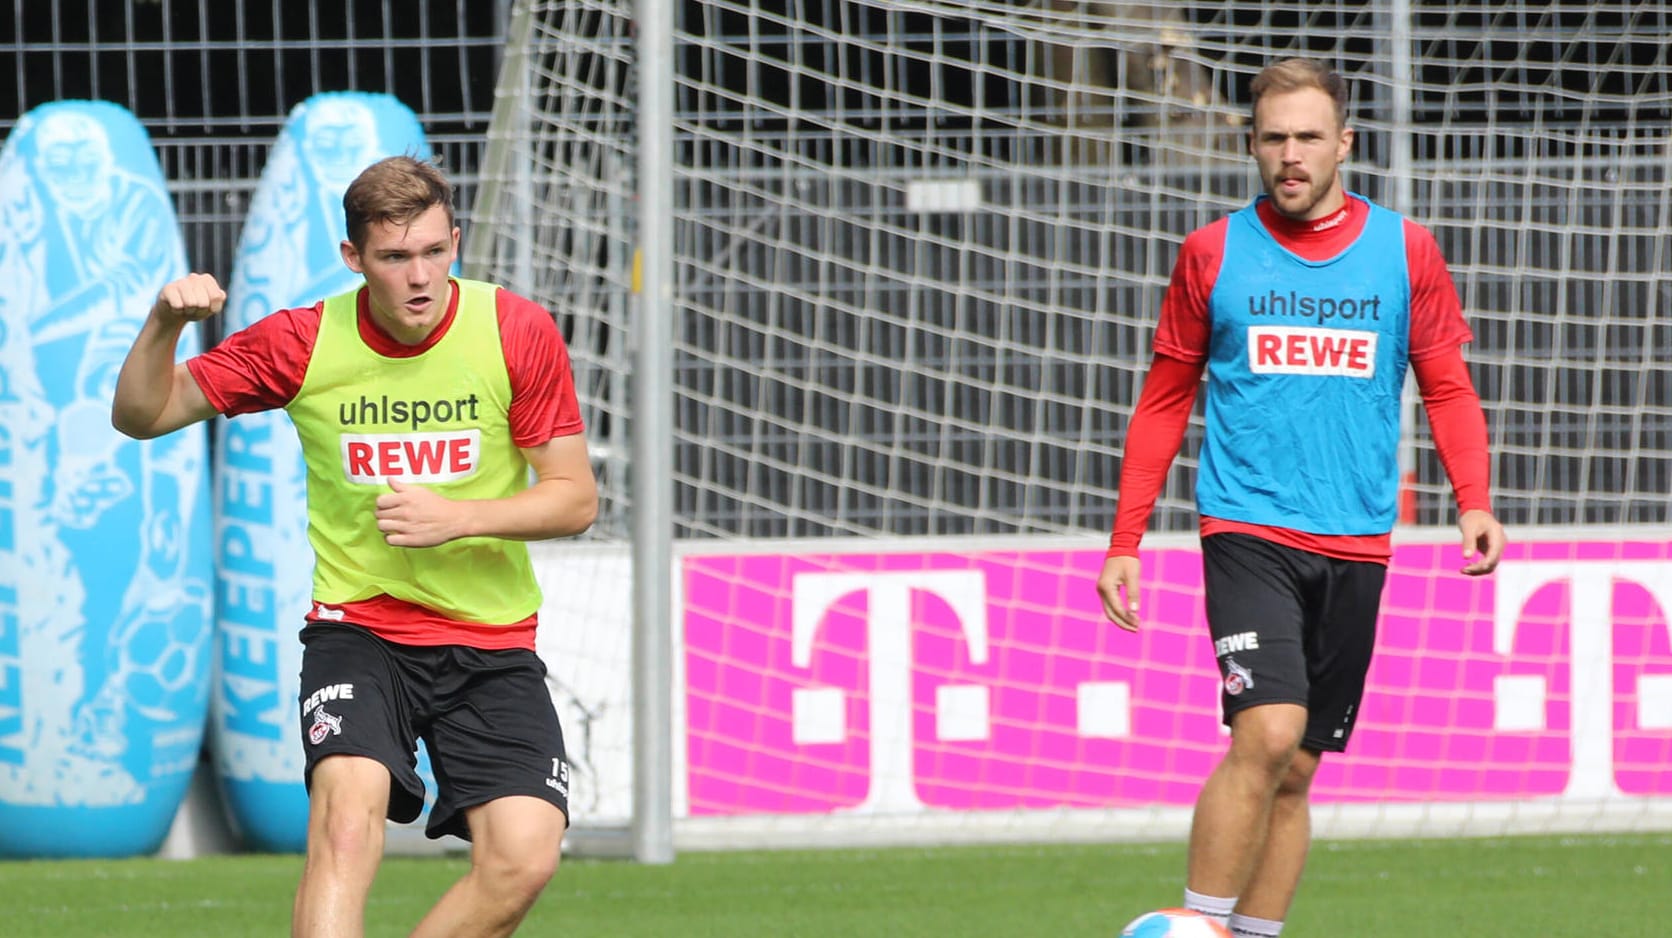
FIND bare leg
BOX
[1235,747,1320,921]
[409,795,566,938]
[293,755,392,938]
[1186,703,1308,899]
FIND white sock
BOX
[1227,912,1284,937]
[1183,888,1236,925]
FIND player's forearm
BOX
[111,314,190,439]
[459,478,599,541]
[1109,456,1173,557]
[1426,398,1491,513]
[1413,351,1492,514]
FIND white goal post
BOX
[469,0,1672,859]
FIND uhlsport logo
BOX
[338,393,483,432]
[1248,289,1383,323]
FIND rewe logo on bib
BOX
[340,430,482,484]
[1248,325,1378,377]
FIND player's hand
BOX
[1097,555,1142,632]
[375,479,466,548]
[152,273,226,327]
[1457,508,1505,576]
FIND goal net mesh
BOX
[473,0,1672,842]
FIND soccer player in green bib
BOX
[112,156,598,938]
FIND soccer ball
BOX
[1120,908,1233,938]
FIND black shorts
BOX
[1201,532,1388,752]
[297,623,570,841]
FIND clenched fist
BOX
[152,272,227,326]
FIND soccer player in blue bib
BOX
[1096,58,1507,937]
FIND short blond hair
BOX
[1249,58,1350,130]
[342,155,456,250]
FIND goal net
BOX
[473,0,1672,852]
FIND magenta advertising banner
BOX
[682,539,1672,817]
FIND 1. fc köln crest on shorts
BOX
[310,707,344,745]
[1223,658,1255,696]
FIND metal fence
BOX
[10,0,1671,542]
[675,160,1672,537]
[665,2,1672,538]
[4,0,511,303]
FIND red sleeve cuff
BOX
[1106,532,1142,559]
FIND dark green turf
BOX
[3,833,1667,936]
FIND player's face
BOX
[340,204,459,346]
[1250,88,1354,221]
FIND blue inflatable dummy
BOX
[212,92,445,852]
[0,100,212,858]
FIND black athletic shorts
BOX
[1201,532,1388,752]
[297,622,570,841]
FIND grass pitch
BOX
[5,832,1668,936]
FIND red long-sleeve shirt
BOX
[1108,197,1492,564]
